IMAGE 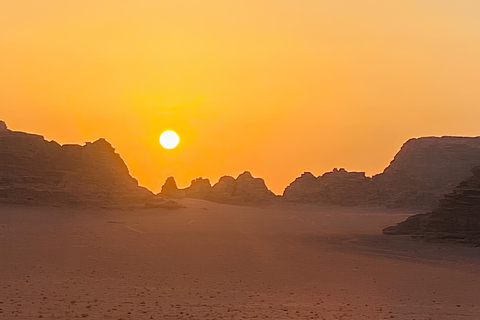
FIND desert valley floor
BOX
[1,201,480,320]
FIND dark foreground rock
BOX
[383,167,480,245]
[0,120,180,209]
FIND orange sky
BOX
[1,0,480,194]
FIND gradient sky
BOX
[1,0,480,194]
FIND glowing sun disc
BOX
[159,130,180,149]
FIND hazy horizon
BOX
[2,0,480,194]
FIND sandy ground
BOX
[1,200,480,320]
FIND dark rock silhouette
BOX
[160,176,184,197]
[283,168,379,206]
[209,171,277,204]
[373,137,480,208]
[283,137,480,209]
[0,120,8,132]
[160,171,277,205]
[0,121,179,209]
[184,177,212,199]
[383,167,480,245]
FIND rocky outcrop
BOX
[283,137,480,209]
[383,167,480,245]
[159,177,184,198]
[184,178,212,199]
[373,137,480,208]
[0,120,179,209]
[283,168,379,206]
[160,172,277,205]
[208,171,277,205]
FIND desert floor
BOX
[1,200,480,319]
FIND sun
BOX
[159,130,180,149]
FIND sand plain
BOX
[1,200,480,319]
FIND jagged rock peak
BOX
[190,177,211,187]
[237,171,254,180]
[161,177,179,196]
[0,120,8,132]
[87,138,115,150]
[300,172,316,178]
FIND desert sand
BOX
[1,201,480,319]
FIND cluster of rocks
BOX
[283,169,379,206]
[0,121,179,209]
[283,137,480,209]
[160,171,277,205]
[383,166,480,245]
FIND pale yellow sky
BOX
[1,0,480,194]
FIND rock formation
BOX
[283,168,379,206]
[283,137,480,209]
[373,136,480,208]
[383,167,480,245]
[0,120,179,209]
[184,178,212,199]
[159,177,184,198]
[209,171,277,205]
[160,171,277,205]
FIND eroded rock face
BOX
[373,137,480,208]
[283,168,379,206]
[383,167,480,245]
[0,123,177,209]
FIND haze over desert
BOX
[3,1,480,319]
[2,202,480,320]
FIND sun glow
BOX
[159,130,180,149]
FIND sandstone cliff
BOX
[383,167,480,245]
[0,120,178,209]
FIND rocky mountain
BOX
[283,169,379,206]
[383,166,480,245]
[283,137,480,209]
[0,120,178,209]
[160,171,277,205]
[373,136,480,208]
